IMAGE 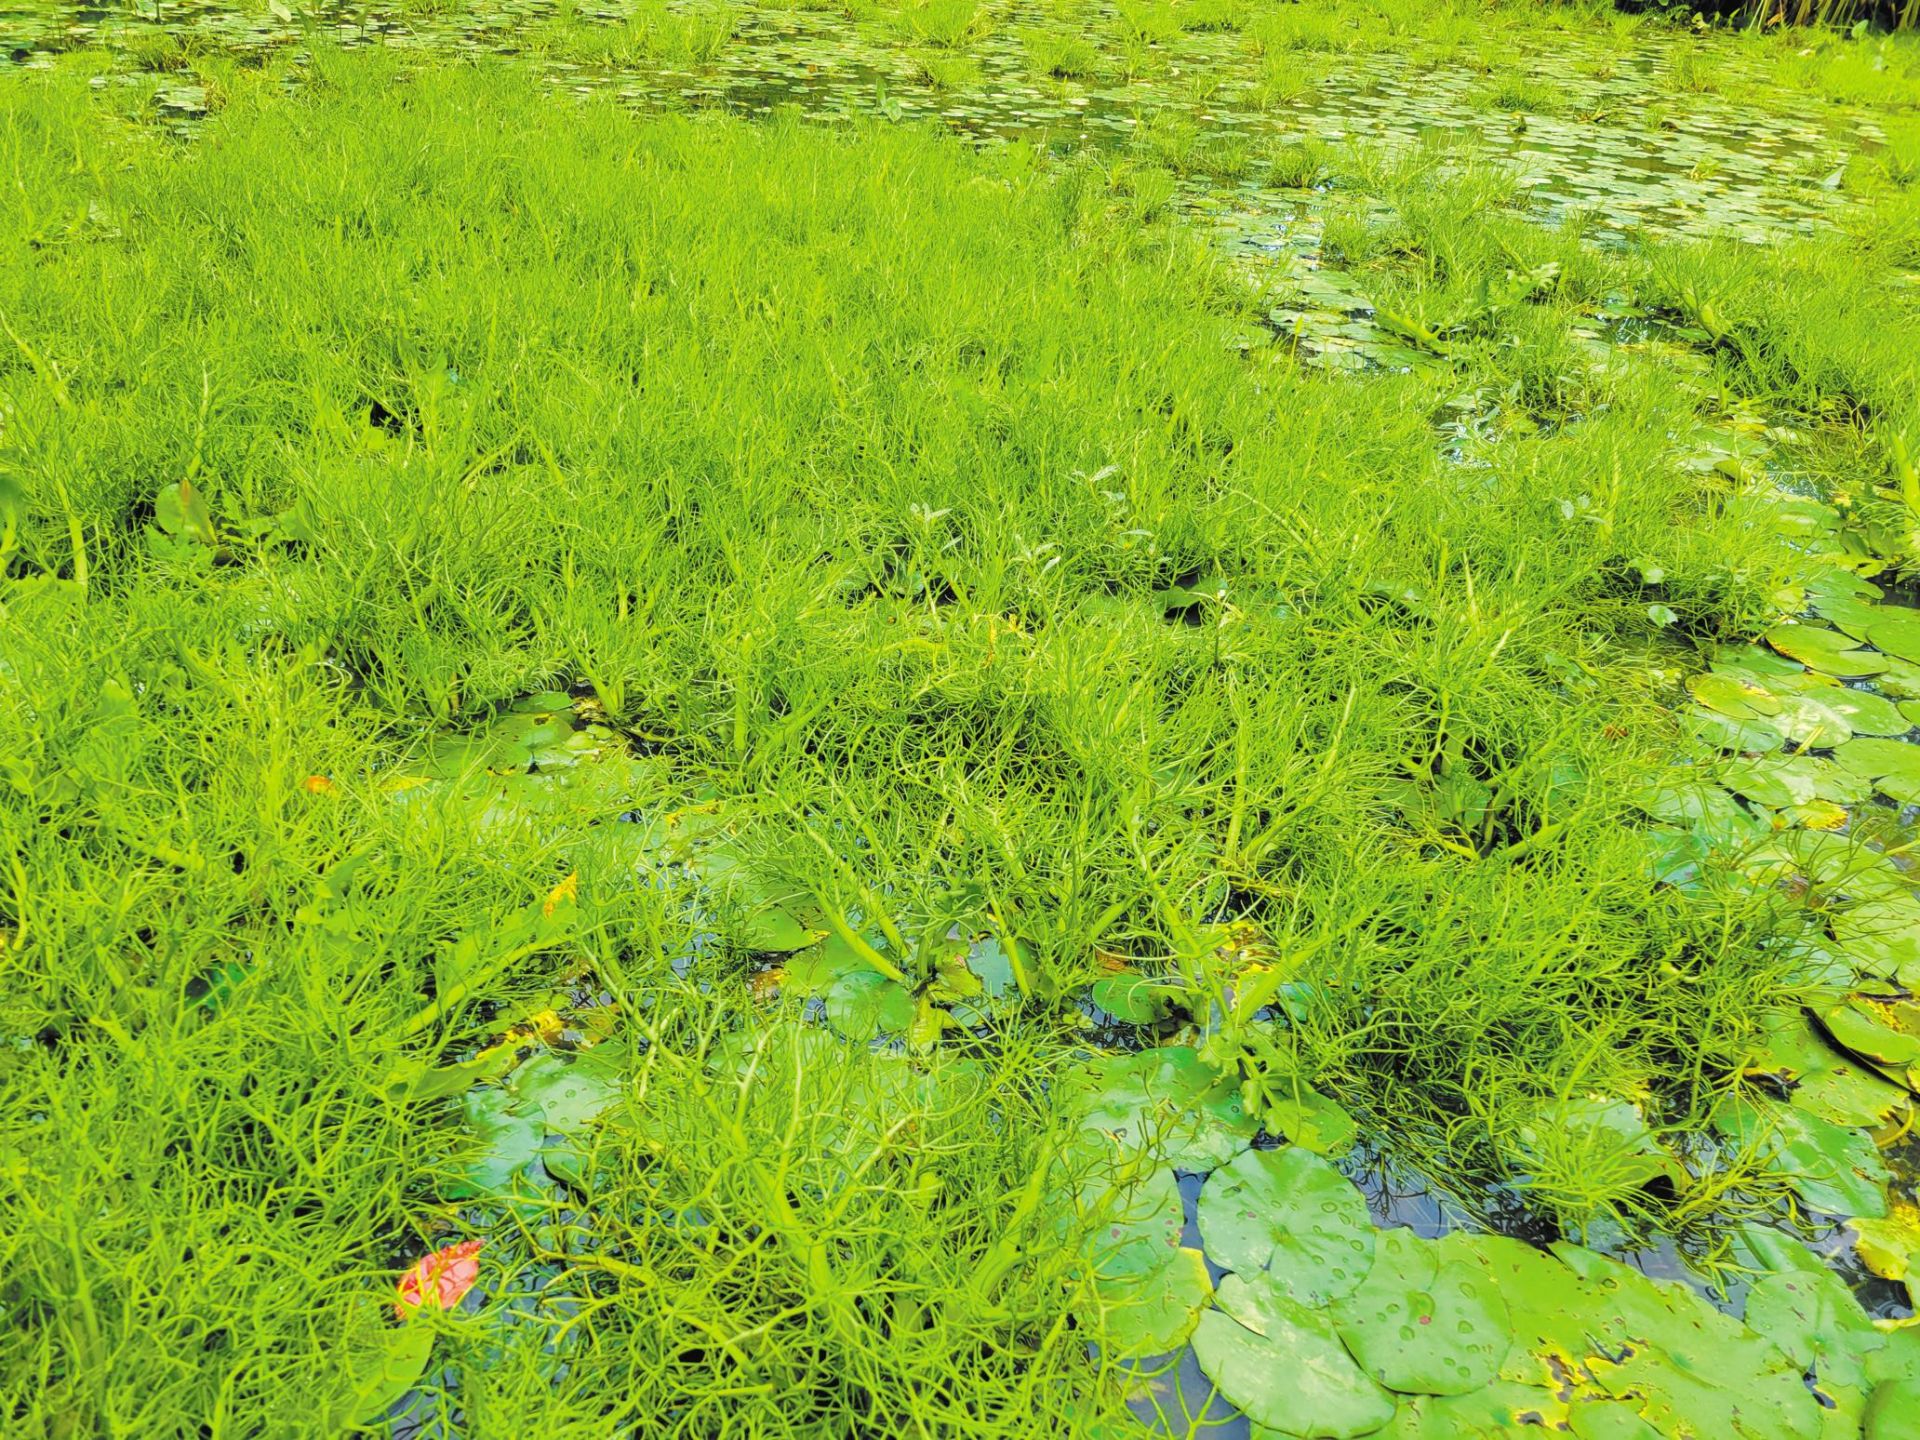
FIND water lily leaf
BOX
[448,1084,546,1199]
[1831,738,1920,804]
[1768,692,1855,747]
[735,904,825,953]
[1853,1203,1920,1287]
[1687,708,1787,753]
[1193,1271,1396,1438]
[1263,1085,1359,1158]
[1518,1095,1688,1191]
[1816,687,1912,739]
[1783,799,1851,830]
[1716,757,1808,808]
[512,1047,622,1133]
[325,1315,435,1430]
[1091,972,1186,1023]
[1865,1379,1920,1439]
[1793,1057,1910,1129]
[1745,1266,1886,1391]
[1715,1094,1889,1219]
[1807,572,1886,639]
[1745,1009,1842,1082]
[1868,613,1920,666]
[823,967,914,1038]
[509,691,574,714]
[1690,671,1783,720]
[1822,999,1920,1068]
[1098,1244,1213,1359]
[1197,1146,1374,1304]
[1636,779,1762,845]
[1551,1243,1820,1440]
[1768,624,1890,678]
[1332,1228,1510,1396]
[1064,1046,1258,1173]
[1378,1382,1574,1437]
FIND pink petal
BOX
[395,1239,484,1319]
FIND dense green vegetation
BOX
[3,3,1920,1437]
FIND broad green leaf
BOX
[1197,1146,1374,1304]
[1868,613,1920,666]
[1715,1094,1889,1219]
[1767,624,1889,678]
[1831,738,1920,804]
[324,1315,433,1430]
[1063,1046,1258,1173]
[1332,1228,1510,1396]
[1193,1272,1396,1438]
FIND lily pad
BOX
[1868,613,1920,666]
[1768,624,1890,678]
[512,1047,622,1133]
[449,1084,546,1200]
[1193,1271,1396,1439]
[1715,1094,1890,1219]
[1865,1379,1920,1439]
[1831,738,1920,804]
[1197,1146,1375,1303]
[1064,1046,1258,1173]
[1691,671,1783,720]
[1807,572,1886,639]
[1745,1265,1887,1391]
[1853,1203,1920,1289]
[1332,1228,1510,1396]
[1263,1085,1360,1158]
[1822,999,1920,1069]
[1098,1244,1214,1359]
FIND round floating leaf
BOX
[1715,757,1803,809]
[1377,1382,1572,1438]
[1194,1272,1396,1439]
[1686,708,1786,754]
[1745,1267,1886,1391]
[1263,1085,1360,1158]
[1793,1057,1910,1129]
[735,905,825,953]
[325,1311,435,1430]
[1769,692,1854,747]
[450,1084,546,1200]
[1715,1094,1890,1219]
[1197,1147,1374,1303]
[823,968,914,1038]
[1690,671,1782,720]
[1767,624,1890,678]
[512,1047,622,1133]
[1819,687,1912,739]
[1866,1379,1920,1439]
[1549,1242,1820,1440]
[1566,1401,1666,1439]
[1091,973,1185,1023]
[1868,613,1920,666]
[1831,738,1920,804]
[1822,1000,1920,1067]
[1854,1203,1920,1287]
[1807,572,1886,639]
[1064,1046,1258,1173]
[1333,1230,1510,1396]
[1097,1245,1213,1359]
